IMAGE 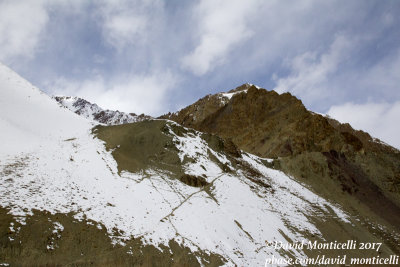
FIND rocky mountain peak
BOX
[161,84,400,227]
[54,96,151,125]
[162,84,394,158]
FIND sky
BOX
[0,0,399,148]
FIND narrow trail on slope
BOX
[160,173,224,222]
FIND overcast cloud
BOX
[0,0,399,148]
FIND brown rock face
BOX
[161,84,400,230]
[162,84,368,158]
[179,174,209,187]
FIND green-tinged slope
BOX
[0,207,223,266]
[93,120,242,182]
[94,120,182,175]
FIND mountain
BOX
[161,83,400,248]
[54,96,151,125]
[1,64,399,266]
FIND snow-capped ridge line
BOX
[54,95,152,125]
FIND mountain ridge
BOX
[54,96,152,125]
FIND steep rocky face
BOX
[162,83,389,158]
[54,96,151,125]
[162,84,400,232]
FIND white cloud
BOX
[181,0,262,76]
[95,0,164,50]
[48,71,178,116]
[273,34,354,101]
[327,102,400,149]
[356,48,400,99]
[0,0,49,61]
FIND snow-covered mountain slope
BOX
[1,63,399,266]
[54,96,151,125]
[0,63,91,156]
